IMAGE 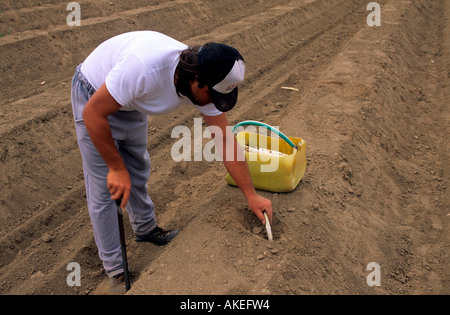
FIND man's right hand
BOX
[107,168,131,209]
[82,83,130,209]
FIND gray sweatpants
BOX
[71,64,156,277]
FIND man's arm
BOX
[82,83,131,208]
[202,113,273,225]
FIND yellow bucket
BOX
[225,121,307,193]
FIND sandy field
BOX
[0,0,448,295]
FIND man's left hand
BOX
[247,194,273,225]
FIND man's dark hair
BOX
[175,46,206,105]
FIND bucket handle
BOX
[232,120,297,149]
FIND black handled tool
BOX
[116,199,131,291]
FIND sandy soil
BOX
[0,0,448,295]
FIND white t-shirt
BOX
[80,31,222,116]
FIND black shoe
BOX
[135,226,179,245]
[109,273,126,295]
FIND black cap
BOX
[198,43,245,112]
